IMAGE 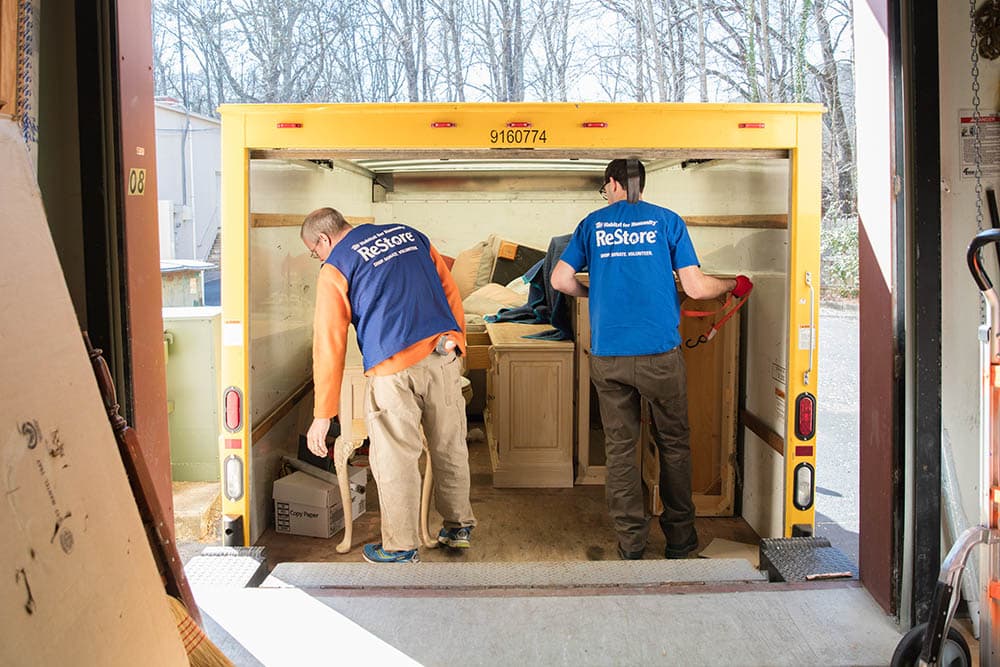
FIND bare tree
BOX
[151,0,859,286]
[467,0,532,101]
[528,0,574,100]
[430,0,470,101]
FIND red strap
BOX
[681,294,733,318]
[681,285,752,348]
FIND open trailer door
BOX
[216,103,822,547]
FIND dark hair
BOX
[604,159,645,192]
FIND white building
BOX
[154,99,221,264]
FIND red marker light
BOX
[738,122,765,129]
[582,122,608,128]
[276,122,303,129]
[224,387,242,432]
[431,122,456,128]
[506,121,532,128]
[795,392,816,440]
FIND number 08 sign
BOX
[128,168,147,196]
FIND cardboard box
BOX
[273,468,367,538]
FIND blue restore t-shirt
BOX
[560,200,699,356]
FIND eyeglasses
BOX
[309,236,325,260]
[599,181,609,200]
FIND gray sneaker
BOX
[437,526,473,548]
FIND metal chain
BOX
[972,0,987,325]
[971,0,986,233]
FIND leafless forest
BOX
[153,0,858,292]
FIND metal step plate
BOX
[759,537,858,582]
[185,546,269,590]
[262,558,768,590]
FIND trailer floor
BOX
[257,431,761,565]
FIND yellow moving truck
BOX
[217,102,822,549]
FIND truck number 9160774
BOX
[489,129,547,145]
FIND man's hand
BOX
[307,418,332,457]
[733,275,753,299]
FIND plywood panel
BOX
[0,119,186,665]
[250,393,312,543]
[576,289,739,516]
[249,226,317,424]
[678,296,740,499]
[742,433,785,539]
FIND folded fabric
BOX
[485,234,575,341]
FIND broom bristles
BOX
[167,596,234,667]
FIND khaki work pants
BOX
[365,350,476,551]
[590,348,695,554]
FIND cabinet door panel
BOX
[507,359,564,452]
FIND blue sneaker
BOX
[437,526,473,548]
[363,543,419,563]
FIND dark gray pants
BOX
[590,348,695,553]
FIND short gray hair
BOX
[301,207,351,242]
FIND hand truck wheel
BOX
[890,622,971,667]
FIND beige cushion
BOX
[462,282,525,316]
[451,240,488,299]
[474,234,501,292]
[451,235,501,299]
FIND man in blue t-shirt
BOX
[551,159,752,561]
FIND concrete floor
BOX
[191,582,903,666]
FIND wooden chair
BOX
[333,435,436,554]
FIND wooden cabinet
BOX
[483,322,574,488]
[572,289,739,517]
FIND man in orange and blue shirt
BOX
[302,207,476,564]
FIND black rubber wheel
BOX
[890,622,972,667]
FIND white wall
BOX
[155,104,221,261]
[938,3,1000,536]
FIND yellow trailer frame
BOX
[217,102,824,545]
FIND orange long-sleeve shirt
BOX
[312,244,466,419]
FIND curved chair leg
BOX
[334,436,362,554]
[420,449,436,548]
[420,430,438,548]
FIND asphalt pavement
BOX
[814,303,860,565]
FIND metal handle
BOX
[968,227,1000,292]
[803,272,815,386]
[968,229,1000,362]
